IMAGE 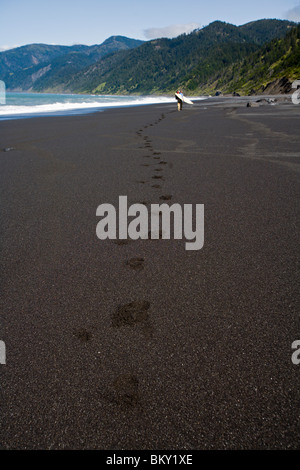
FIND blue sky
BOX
[1,0,299,50]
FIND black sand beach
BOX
[0,97,299,449]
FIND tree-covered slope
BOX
[0,37,144,91]
[239,19,296,45]
[55,19,296,95]
[203,23,300,95]
[0,44,89,78]
[1,19,297,95]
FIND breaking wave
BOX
[0,93,196,119]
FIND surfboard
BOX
[175,92,193,105]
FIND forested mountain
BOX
[205,23,300,95]
[238,18,296,44]
[58,19,296,95]
[0,19,297,95]
[55,21,258,94]
[0,36,144,91]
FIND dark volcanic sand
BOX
[0,98,299,449]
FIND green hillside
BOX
[51,19,294,95]
[239,18,296,45]
[0,37,144,91]
[203,23,300,95]
[1,19,297,95]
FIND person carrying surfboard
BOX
[175,90,194,111]
[175,90,183,111]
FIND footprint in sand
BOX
[152,184,161,189]
[135,200,148,206]
[152,175,164,180]
[113,239,130,246]
[112,301,150,327]
[73,328,92,343]
[159,195,173,201]
[113,374,139,407]
[159,161,168,165]
[125,257,145,271]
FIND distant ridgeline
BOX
[1,19,299,96]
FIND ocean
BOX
[0,92,192,120]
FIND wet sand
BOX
[0,97,299,449]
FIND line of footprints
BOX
[74,112,173,408]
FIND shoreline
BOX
[0,93,295,122]
[0,99,299,449]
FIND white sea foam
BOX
[0,94,206,119]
